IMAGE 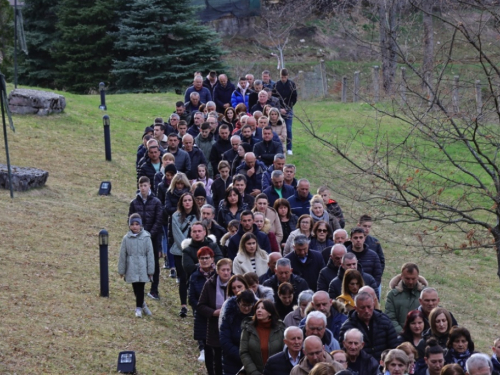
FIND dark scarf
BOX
[450,349,471,370]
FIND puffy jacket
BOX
[317,259,340,292]
[117,229,155,283]
[240,317,286,375]
[287,191,313,217]
[163,187,189,225]
[169,148,191,174]
[128,193,163,239]
[339,309,398,361]
[216,202,247,231]
[285,249,325,292]
[181,235,223,278]
[236,160,268,194]
[346,243,383,286]
[385,273,428,333]
[365,235,385,273]
[188,265,215,341]
[347,349,380,375]
[227,224,271,260]
[231,88,251,109]
[213,81,236,112]
[220,297,253,375]
[328,264,379,300]
[253,140,283,167]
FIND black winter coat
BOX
[220,297,253,375]
[128,194,163,239]
[209,138,232,174]
[364,235,386,273]
[197,274,226,347]
[317,259,340,292]
[263,348,301,375]
[339,309,398,361]
[346,243,383,286]
[211,177,231,213]
[253,140,283,167]
[285,249,325,292]
[213,81,235,113]
[217,203,246,231]
[185,147,207,180]
[182,235,223,278]
[263,274,309,306]
[347,349,380,375]
[137,161,161,192]
[188,266,215,341]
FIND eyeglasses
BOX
[316,229,328,233]
[238,302,254,309]
[199,256,212,261]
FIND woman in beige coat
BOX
[252,193,283,244]
[232,232,269,277]
[268,107,287,151]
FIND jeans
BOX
[285,109,294,151]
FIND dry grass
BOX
[0,88,499,374]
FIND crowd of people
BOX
[117,69,500,375]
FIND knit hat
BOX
[164,164,177,175]
[194,185,207,198]
[142,126,154,138]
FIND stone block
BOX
[0,164,49,191]
[8,89,66,116]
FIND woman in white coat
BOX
[232,233,269,277]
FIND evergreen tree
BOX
[18,0,59,88]
[112,0,226,93]
[55,0,116,93]
[0,0,14,74]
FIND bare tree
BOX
[301,0,500,281]
[254,0,314,69]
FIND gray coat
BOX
[118,229,155,283]
[170,211,199,256]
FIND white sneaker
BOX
[135,307,142,318]
[198,350,205,363]
[287,150,293,155]
[142,303,152,316]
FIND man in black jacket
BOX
[317,244,346,292]
[212,74,235,113]
[273,68,297,154]
[263,326,303,375]
[211,161,232,210]
[339,292,398,361]
[129,176,163,300]
[343,328,379,375]
[263,258,309,305]
[137,145,162,193]
[182,134,207,180]
[253,126,284,167]
[209,124,231,175]
[285,235,325,292]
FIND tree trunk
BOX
[379,0,399,94]
[422,0,434,89]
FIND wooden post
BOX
[373,66,380,103]
[452,75,459,113]
[353,71,360,102]
[341,76,347,103]
[320,60,327,98]
[400,67,406,103]
[475,80,482,115]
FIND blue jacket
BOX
[184,85,212,104]
[287,191,313,217]
[227,223,271,260]
[236,160,268,194]
[262,184,295,207]
[220,297,253,375]
[365,235,385,273]
[231,88,250,108]
[285,249,325,292]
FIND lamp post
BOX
[99,82,107,110]
[102,115,112,161]
[99,229,109,297]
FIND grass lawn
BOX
[0,85,499,374]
